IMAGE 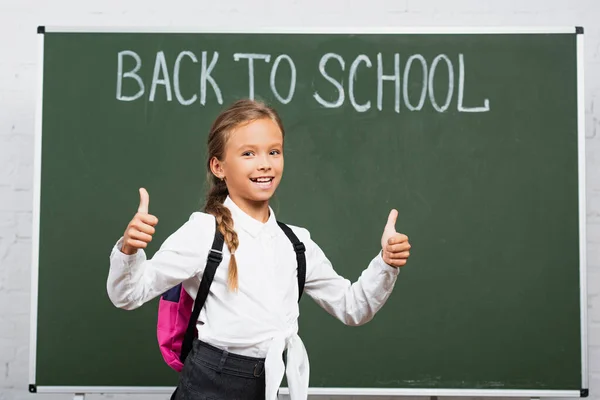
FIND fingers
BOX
[129,221,155,236]
[122,188,157,254]
[383,257,407,268]
[382,232,411,267]
[126,214,157,241]
[136,212,159,226]
[123,220,154,253]
[138,188,150,214]
[383,250,410,260]
[386,242,411,253]
[123,188,157,253]
[124,238,148,249]
[127,228,153,243]
[387,233,409,246]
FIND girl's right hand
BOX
[121,188,159,255]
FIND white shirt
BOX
[107,196,399,400]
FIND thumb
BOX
[385,209,398,232]
[138,188,149,214]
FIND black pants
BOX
[172,340,266,400]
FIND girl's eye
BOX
[242,151,254,157]
[270,150,281,156]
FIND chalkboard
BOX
[30,27,586,397]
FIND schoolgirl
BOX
[107,99,411,399]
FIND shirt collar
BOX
[223,196,279,238]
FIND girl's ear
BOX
[209,156,225,180]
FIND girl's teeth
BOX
[252,178,273,188]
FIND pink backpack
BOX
[156,220,306,372]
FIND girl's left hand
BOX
[381,209,411,268]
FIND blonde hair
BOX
[204,99,285,291]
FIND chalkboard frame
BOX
[29,26,588,398]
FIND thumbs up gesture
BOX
[380,209,411,268]
[121,188,159,255]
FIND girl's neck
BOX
[229,195,270,223]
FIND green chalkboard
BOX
[31,28,586,396]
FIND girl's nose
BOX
[258,162,272,171]
[258,156,272,171]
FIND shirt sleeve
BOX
[302,231,400,326]
[106,212,215,310]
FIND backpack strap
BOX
[179,219,224,363]
[277,221,306,302]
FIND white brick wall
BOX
[0,1,598,399]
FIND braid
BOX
[204,176,240,292]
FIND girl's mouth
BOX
[250,177,274,189]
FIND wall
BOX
[1,0,599,399]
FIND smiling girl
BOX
[106,99,411,400]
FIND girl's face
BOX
[212,118,284,208]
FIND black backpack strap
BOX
[277,221,306,302]
[180,219,225,363]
